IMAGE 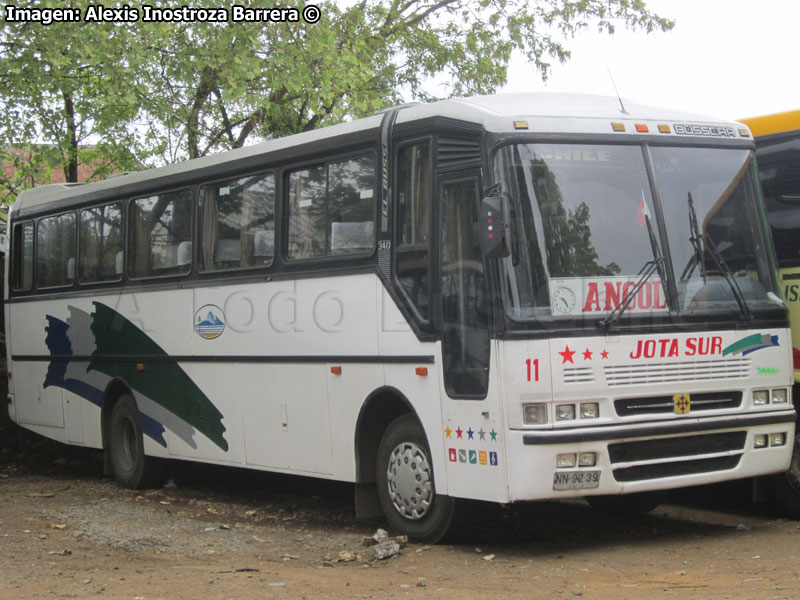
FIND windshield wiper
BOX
[683,192,707,283]
[599,203,665,330]
[598,257,664,330]
[686,192,752,320]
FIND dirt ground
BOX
[2,429,800,600]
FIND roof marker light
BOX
[635,124,649,133]
[611,122,625,132]
[658,124,671,134]
[514,120,529,130]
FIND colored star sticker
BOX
[559,345,576,364]
[600,350,609,359]
[478,428,486,441]
[582,349,593,361]
[445,426,452,439]
[489,428,498,441]
[456,426,463,439]
[467,427,474,440]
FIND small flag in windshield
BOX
[637,191,651,227]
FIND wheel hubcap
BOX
[386,442,433,520]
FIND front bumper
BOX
[507,410,796,501]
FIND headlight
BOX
[557,453,577,468]
[578,452,597,467]
[523,403,548,425]
[772,389,788,404]
[556,404,576,421]
[753,390,769,406]
[580,403,599,419]
[770,433,786,447]
[754,434,768,448]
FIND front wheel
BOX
[376,414,454,543]
[108,394,166,489]
[767,431,800,517]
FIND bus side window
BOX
[396,142,431,320]
[12,222,34,291]
[199,173,276,271]
[287,155,376,260]
[128,190,192,278]
[36,213,76,289]
[79,203,123,283]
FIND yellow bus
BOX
[741,110,800,513]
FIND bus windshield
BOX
[495,143,779,321]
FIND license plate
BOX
[553,470,600,491]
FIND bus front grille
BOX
[604,358,751,386]
[608,431,746,482]
[614,391,743,416]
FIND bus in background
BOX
[740,110,800,513]
[5,94,795,542]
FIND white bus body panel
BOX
[500,329,795,501]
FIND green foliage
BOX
[1,0,674,205]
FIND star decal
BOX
[445,426,452,438]
[456,426,463,439]
[582,349,593,361]
[478,428,486,441]
[559,345,576,364]
[489,428,498,441]
[600,350,609,359]
[467,427,474,440]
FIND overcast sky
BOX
[501,0,799,122]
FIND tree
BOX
[1,0,673,195]
[134,0,673,161]
[0,0,141,204]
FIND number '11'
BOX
[526,358,539,382]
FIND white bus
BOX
[5,93,795,542]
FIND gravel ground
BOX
[3,427,800,599]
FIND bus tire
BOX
[586,491,661,515]
[767,431,800,517]
[376,414,454,543]
[108,395,166,489]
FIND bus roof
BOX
[12,92,748,218]
[739,110,800,137]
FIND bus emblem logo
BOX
[673,393,691,415]
[194,305,226,339]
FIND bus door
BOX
[438,172,490,398]
[437,170,507,502]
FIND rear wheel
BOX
[586,491,661,515]
[376,414,454,543]
[108,395,166,489]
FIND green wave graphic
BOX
[88,302,228,451]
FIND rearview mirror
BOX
[479,196,511,259]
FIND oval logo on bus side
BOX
[194,304,225,339]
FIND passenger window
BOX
[199,173,275,271]
[13,222,34,291]
[287,155,376,260]
[79,203,123,283]
[36,213,76,288]
[396,143,431,320]
[128,190,192,278]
